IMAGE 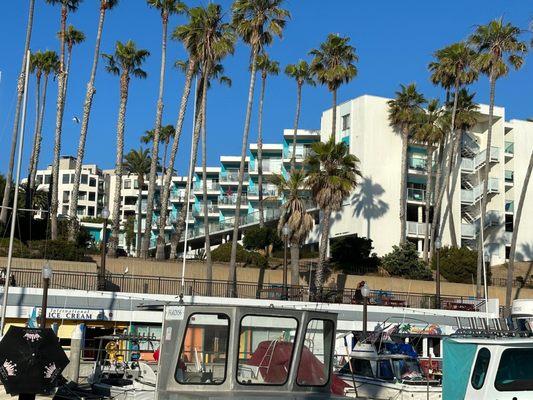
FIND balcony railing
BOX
[283,148,313,160]
[407,157,427,171]
[193,181,220,191]
[505,170,514,183]
[192,205,219,216]
[407,188,427,202]
[220,171,249,182]
[406,221,430,237]
[250,163,282,174]
[461,178,499,204]
[505,201,514,213]
[505,141,514,155]
[248,186,278,197]
[218,195,248,206]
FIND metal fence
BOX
[8,268,485,312]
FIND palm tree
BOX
[285,60,315,171]
[46,0,82,240]
[470,18,527,298]
[0,0,36,225]
[270,170,314,286]
[102,40,150,257]
[306,136,361,288]
[61,25,85,96]
[255,53,279,227]
[428,43,477,248]
[69,0,119,241]
[387,84,426,244]
[141,0,187,259]
[141,125,175,174]
[123,147,151,256]
[229,0,290,295]
[309,33,358,139]
[413,99,445,263]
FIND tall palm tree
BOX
[285,60,315,171]
[61,24,85,96]
[123,147,151,256]
[27,51,59,200]
[229,0,290,295]
[46,0,82,240]
[428,43,477,248]
[309,33,358,139]
[141,125,175,174]
[387,84,426,244]
[270,170,314,286]
[306,136,361,288]
[141,0,187,259]
[102,40,150,257]
[413,99,445,263]
[69,0,119,241]
[470,18,527,298]
[0,0,36,225]
[255,53,279,227]
[25,51,46,211]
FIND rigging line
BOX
[0,205,50,213]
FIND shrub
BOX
[432,246,490,284]
[0,238,30,258]
[27,240,85,261]
[381,242,433,281]
[330,234,380,275]
[243,226,281,251]
[211,242,268,268]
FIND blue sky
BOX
[0,1,531,177]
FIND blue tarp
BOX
[384,342,418,358]
[443,339,477,400]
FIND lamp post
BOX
[282,224,291,300]
[40,264,53,329]
[361,282,370,339]
[435,238,442,309]
[99,207,110,291]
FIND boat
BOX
[336,340,442,400]
[442,325,533,399]
[156,303,349,399]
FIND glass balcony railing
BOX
[406,221,430,236]
[220,170,249,182]
[407,188,427,202]
[218,195,248,206]
[407,157,427,171]
[193,181,220,191]
[505,141,514,155]
[505,170,514,183]
[283,148,313,160]
[505,201,514,213]
[248,186,278,197]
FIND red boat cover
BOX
[246,341,348,395]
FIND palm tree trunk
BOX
[68,5,107,241]
[162,136,169,175]
[228,46,259,296]
[50,4,69,240]
[0,0,35,224]
[477,73,496,298]
[108,74,130,258]
[290,82,302,172]
[331,89,337,138]
[447,127,464,247]
[157,61,195,260]
[430,141,445,258]
[290,243,300,286]
[423,147,433,262]
[169,77,205,259]
[430,84,460,252]
[136,177,143,256]
[28,74,49,195]
[200,71,213,294]
[25,72,42,211]
[257,73,266,228]
[506,148,533,312]
[399,132,408,243]
[316,206,331,289]
[141,14,168,259]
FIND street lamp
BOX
[40,264,53,328]
[282,224,291,300]
[361,282,371,339]
[435,237,442,309]
[99,207,110,291]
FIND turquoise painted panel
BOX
[408,175,427,185]
[443,340,477,400]
[341,136,349,145]
[408,145,427,155]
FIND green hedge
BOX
[211,242,268,268]
[432,246,490,284]
[382,242,433,281]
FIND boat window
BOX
[471,347,491,390]
[377,360,395,381]
[495,348,533,391]
[391,358,424,381]
[175,313,229,385]
[297,319,335,386]
[237,315,298,385]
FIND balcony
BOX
[247,186,279,199]
[249,162,282,175]
[192,205,219,217]
[505,231,513,244]
[220,170,249,184]
[505,141,514,157]
[505,200,514,213]
[460,178,499,205]
[283,147,313,161]
[218,195,248,207]
[406,221,430,237]
[407,157,427,172]
[461,210,502,239]
[461,146,500,173]
[505,170,514,185]
[407,188,427,203]
[193,181,220,193]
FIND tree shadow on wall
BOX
[352,176,389,239]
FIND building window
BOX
[134,179,139,189]
[88,206,95,216]
[62,174,70,184]
[89,177,96,187]
[36,175,42,185]
[61,206,68,215]
[79,191,87,201]
[124,179,131,189]
[89,192,96,201]
[81,174,88,185]
[44,175,51,185]
[341,114,350,131]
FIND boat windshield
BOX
[175,313,230,385]
[392,358,424,381]
[495,348,533,391]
